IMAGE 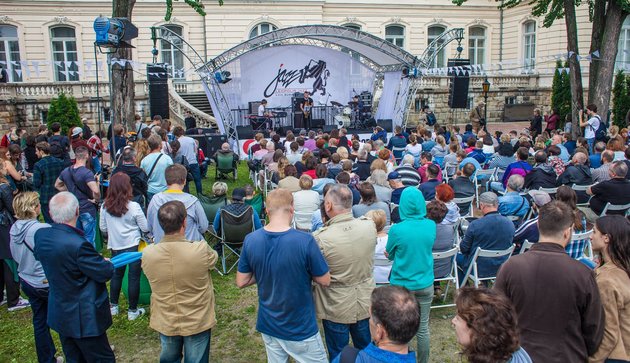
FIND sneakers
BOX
[110,304,119,316]
[128,308,146,321]
[0,298,6,306]
[8,297,30,312]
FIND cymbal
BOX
[331,101,343,107]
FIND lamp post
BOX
[482,77,491,131]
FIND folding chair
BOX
[263,168,277,197]
[292,210,318,230]
[474,168,498,208]
[216,152,237,180]
[197,193,228,226]
[571,183,595,207]
[443,162,458,183]
[461,244,515,287]
[600,202,630,216]
[431,246,459,309]
[244,193,265,219]
[373,257,393,285]
[519,240,534,254]
[538,186,558,198]
[453,195,475,218]
[216,207,256,274]
[571,230,594,260]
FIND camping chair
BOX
[600,202,630,217]
[453,195,475,218]
[216,152,237,180]
[519,240,534,254]
[431,246,459,309]
[216,207,256,274]
[244,193,265,219]
[461,244,516,287]
[197,193,229,226]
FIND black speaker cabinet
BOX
[311,119,325,129]
[377,119,393,132]
[323,125,336,133]
[447,59,471,109]
[206,134,228,156]
[249,101,262,115]
[293,97,305,112]
[147,64,170,119]
[236,125,255,139]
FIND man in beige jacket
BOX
[142,200,218,363]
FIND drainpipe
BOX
[202,15,208,61]
[499,0,504,62]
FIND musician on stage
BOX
[257,99,274,129]
[300,91,313,129]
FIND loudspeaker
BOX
[147,64,169,119]
[311,119,325,128]
[206,134,228,156]
[236,125,254,139]
[249,101,262,115]
[293,97,305,112]
[377,119,393,132]
[447,59,470,109]
[277,126,293,137]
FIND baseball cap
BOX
[387,171,402,181]
[528,190,552,207]
[232,188,246,202]
[71,127,83,137]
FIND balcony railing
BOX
[0,81,149,100]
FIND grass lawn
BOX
[0,163,461,362]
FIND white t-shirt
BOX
[374,235,392,284]
[405,143,423,155]
[585,115,600,139]
[258,104,265,117]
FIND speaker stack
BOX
[376,119,393,132]
[447,58,471,109]
[147,64,170,119]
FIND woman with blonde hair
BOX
[367,169,392,203]
[134,138,151,166]
[10,192,57,361]
[370,158,388,174]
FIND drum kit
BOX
[332,101,352,129]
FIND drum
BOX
[342,106,352,116]
[335,115,351,128]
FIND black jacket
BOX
[112,163,148,201]
[352,161,371,181]
[448,177,475,215]
[557,164,593,203]
[524,164,557,190]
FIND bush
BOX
[46,93,81,135]
[612,70,630,129]
[550,60,571,128]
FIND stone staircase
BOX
[179,93,213,116]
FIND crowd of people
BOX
[0,108,629,363]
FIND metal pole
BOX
[483,92,488,131]
[93,43,104,172]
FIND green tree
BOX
[551,61,571,126]
[46,93,81,135]
[611,70,630,129]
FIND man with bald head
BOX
[212,141,238,171]
[312,184,377,361]
[590,150,614,183]
[551,134,570,163]
[557,152,593,203]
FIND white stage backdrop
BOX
[217,45,376,110]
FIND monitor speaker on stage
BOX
[377,119,393,132]
[236,125,255,140]
[293,97,305,112]
[147,64,169,119]
[249,101,262,115]
[311,119,325,129]
[447,58,470,109]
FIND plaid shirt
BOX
[565,237,589,259]
[87,135,105,154]
[32,156,66,203]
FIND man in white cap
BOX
[70,126,91,164]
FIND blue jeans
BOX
[587,138,595,154]
[411,285,434,363]
[159,329,211,363]
[109,246,141,310]
[322,318,370,362]
[92,156,102,174]
[76,212,96,246]
[189,163,203,195]
[21,280,57,363]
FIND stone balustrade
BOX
[0,81,149,100]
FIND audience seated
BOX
[367,169,392,203]
[492,147,532,192]
[417,152,443,183]
[277,165,300,193]
[498,175,530,219]
[589,141,606,169]
[467,140,487,165]
[352,182,391,225]
[387,171,407,205]
[291,175,320,231]
[512,190,551,249]
[546,144,566,176]
[524,150,556,190]
[426,201,456,293]
[352,151,372,181]
[585,161,630,219]
[448,163,476,217]
[312,164,335,194]
[434,184,459,224]
[455,150,482,175]
[212,188,263,237]
[418,164,441,201]
[396,154,421,187]
[557,152,593,203]
[591,150,614,183]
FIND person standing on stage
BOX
[258,99,273,130]
[301,91,314,130]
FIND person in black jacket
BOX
[524,151,557,190]
[557,152,593,203]
[352,151,372,181]
[112,147,148,209]
[529,108,543,137]
[448,162,476,216]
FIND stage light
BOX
[93,16,138,48]
[214,70,232,84]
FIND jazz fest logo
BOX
[263,59,330,97]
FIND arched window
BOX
[0,25,21,82]
[468,26,486,65]
[617,16,630,70]
[385,25,405,48]
[160,25,185,79]
[343,24,361,31]
[428,25,447,68]
[523,21,536,70]
[51,26,79,82]
[249,22,277,39]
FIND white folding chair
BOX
[431,246,459,309]
[461,244,516,287]
[474,168,498,208]
[389,202,398,212]
[453,195,475,218]
[443,162,458,182]
[263,168,277,197]
[538,186,558,197]
[519,240,534,254]
[373,257,393,285]
[572,230,594,260]
[600,202,630,217]
[571,183,595,207]
[292,210,318,230]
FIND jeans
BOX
[21,280,56,363]
[411,285,434,363]
[489,181,505,193]
[59,333,115,363]
[322,318,370,362]
[261,332,328,363]
[40,202,52,224]
[159,329,211,363]
[76,212,96,247]
[189,163,203,195]
[92,156,102,174]
[587,138,595,154]
[109,245,141,310]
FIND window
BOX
[616,16,630,70]
[523,21,536,70]
[343,24,361,31]
[160,25,185,79]
[468,26,486,65]
[385,25,405,48]
[505,96,517,105]
[249,22,277,39]
[428,25,447,68]
[0,25,21,82]
[51,26,79,82]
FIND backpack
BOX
[426,112,437,126]
[593,115,608,142]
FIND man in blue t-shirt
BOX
[237,188,330,362]
[55,146,100,245]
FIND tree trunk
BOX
[564,0,584,139]
[589,0,627,121]
[587,0,607,105]
[111,0,137,131]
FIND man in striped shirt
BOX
[395,155,421,187]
